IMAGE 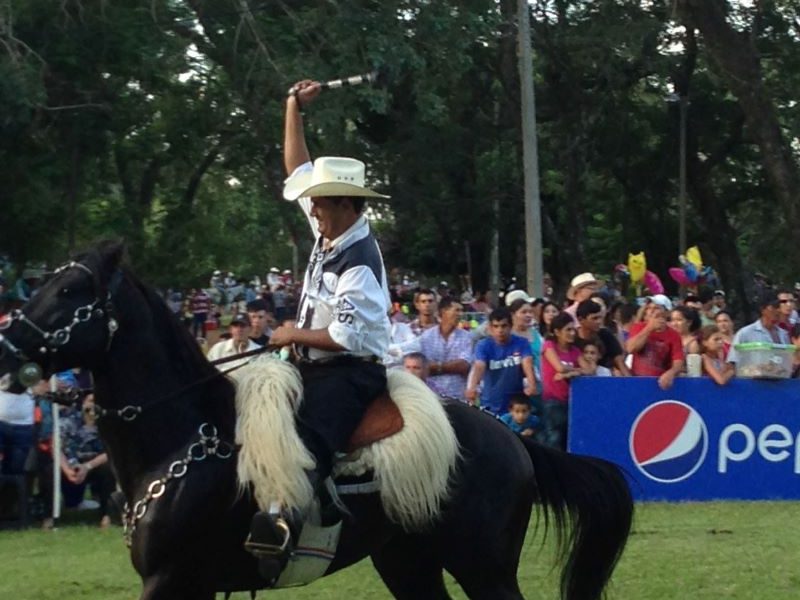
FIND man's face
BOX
[713,295,726,309]
[489,319,511,344]
[230,323,250,343]
[578,311,603,333]
[761,303,780,326]
[403,357,427,380]
[648,305,668,330]
[440,303,463,327]
[414,293,436,317]
[777,293,795,318]
[574,284,598,302]
[248,310,267,334]
[310,196,354,240]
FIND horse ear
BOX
[95,240,126,273]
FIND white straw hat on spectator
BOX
[647,294,673,311]
[504,290,534,306]
[283,156,389,200]
[567,273,599,300]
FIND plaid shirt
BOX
[419,326,473,400]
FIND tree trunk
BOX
[676,0,800,267]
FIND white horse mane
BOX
[233,357,459,531]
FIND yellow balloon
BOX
[686,246,703,269]
[628,252,647,284]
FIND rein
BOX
[44,344,276,421]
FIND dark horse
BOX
[0,242,633,599]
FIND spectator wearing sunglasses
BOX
[727,293,790,366]
[776,289,798,333]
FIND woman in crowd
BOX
[714,310,735,359]
[509,298,544,380]
[57,393,115,528]
[538,301,561,339]
[669,305,701,356]
[540,313,589,450]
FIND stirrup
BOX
[245,514,292,558]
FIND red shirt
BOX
[629,322,684,376]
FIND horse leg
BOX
[370,535,452,600]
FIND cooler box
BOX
[734,342,795,379]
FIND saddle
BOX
[345,390,404,453]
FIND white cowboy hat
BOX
[567,272,599,300]
[283,156,389,201]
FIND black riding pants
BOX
[295,359,386,478]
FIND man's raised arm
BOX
[284,80,320,175]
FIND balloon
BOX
[685,246,703,270]
[628,252,647,284]
[642,271,665,295]
[669,267,693,287]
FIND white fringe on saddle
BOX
[233,356,459,531]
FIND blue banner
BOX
[568,377,800,501]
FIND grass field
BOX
[1,501,798,599]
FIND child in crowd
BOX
[500,395,540,437]
[581,341,613,376]
[699,325,734,385]
[540,313,588,450]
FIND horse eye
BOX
[60,287,71,296]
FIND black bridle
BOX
[0,261,122,389]
[0,259,272,419]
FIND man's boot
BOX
[245,469,334,579]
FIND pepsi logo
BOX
[629,401,708,483]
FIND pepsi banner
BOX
[568,377,800,501]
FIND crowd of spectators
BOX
[386,274,800,451]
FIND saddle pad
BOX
[346,392,404,453]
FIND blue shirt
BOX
[500,412,541,435]
[474,334,533,415]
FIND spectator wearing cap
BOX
[727,293,790,365]
[207,312,260,368]
[625,295,684,390]
[267,267,281,291]
[564,273,600,324]
[712,290,727,313]
[776,289,798,333]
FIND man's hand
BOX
[289,80,321,107]
[658,370,676,390]
[269,326,295,348]
[523,384,537,397]
[646,312,666,332]
[464,387,477,405]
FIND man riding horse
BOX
[247,79,392,558]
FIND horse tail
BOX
[519,436,633,600]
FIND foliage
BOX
[1,1,799,313]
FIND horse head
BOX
[0,240,125,393]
